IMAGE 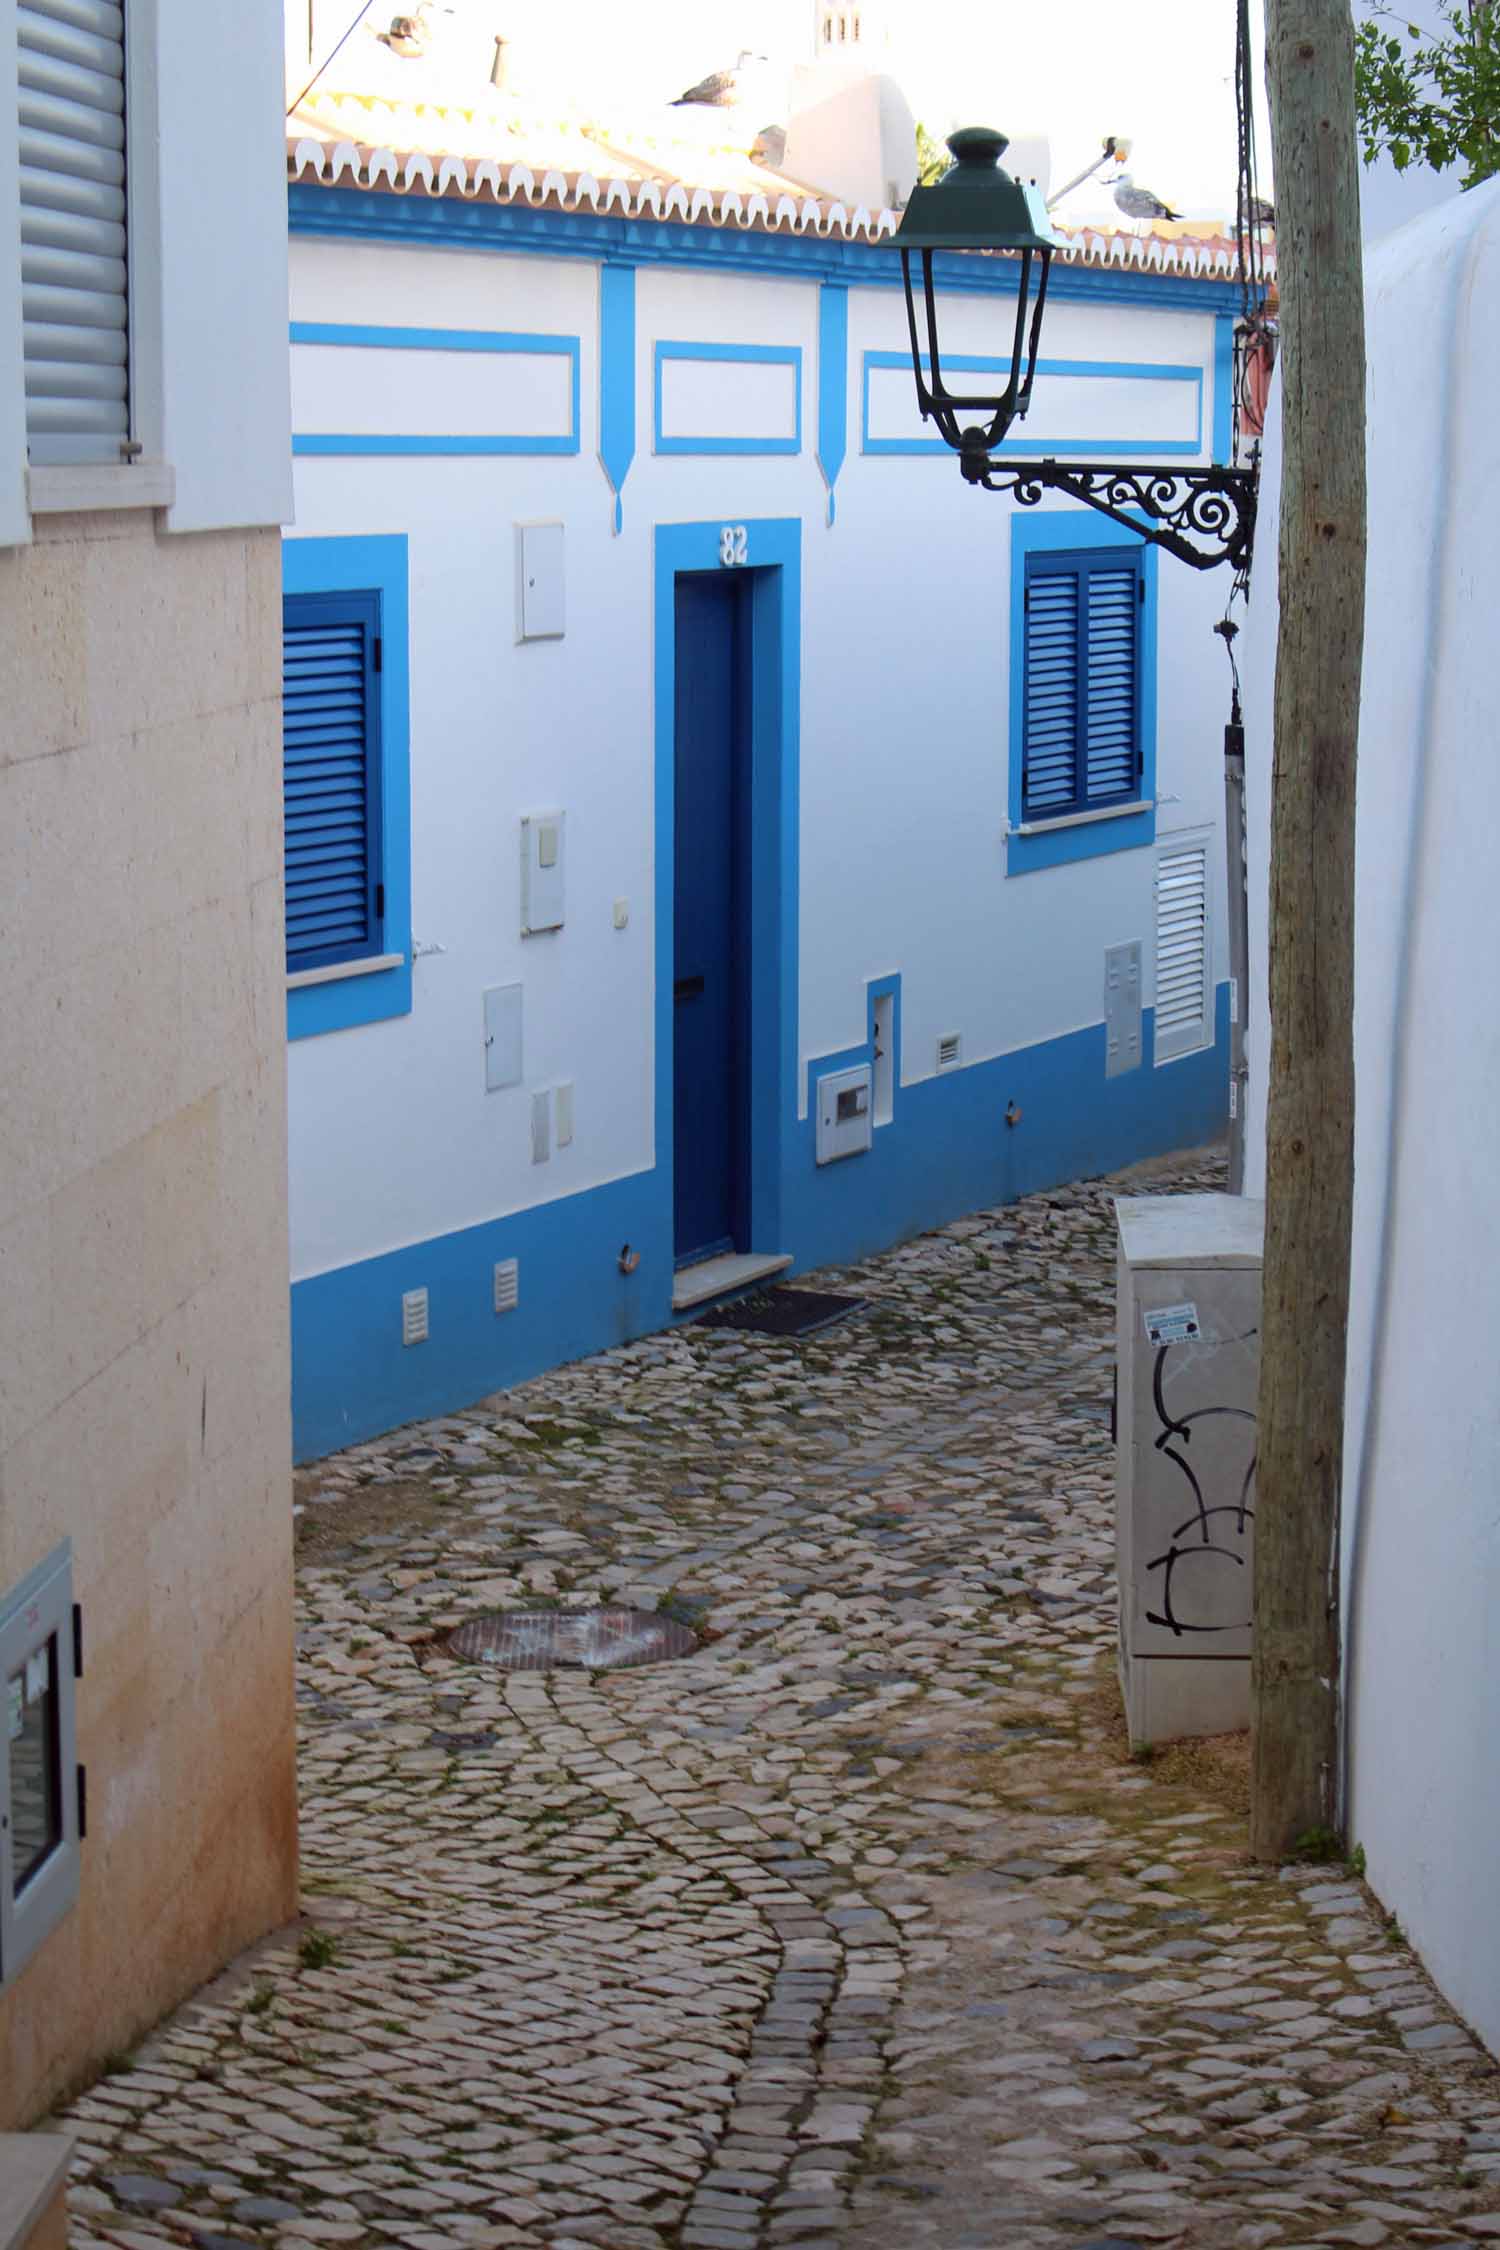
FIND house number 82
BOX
[719,524,748,567]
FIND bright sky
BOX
[485,0,1274,223]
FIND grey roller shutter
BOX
[18,0,129,466]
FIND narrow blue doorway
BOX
[673,571,752,1267]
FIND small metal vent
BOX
[493,1258,520,1314]
[937,1031,962,1071]
[401,1287,429,1346]
[447,1607,698,1672]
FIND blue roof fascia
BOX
[286,183,1246,314]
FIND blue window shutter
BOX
[1083,562,1139,802]
[1023,550,1140,818]
[1021,568,1080,817]
[281,590,383,972]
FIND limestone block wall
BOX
[0,508,298,2126]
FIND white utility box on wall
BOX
[1115,1192,1264,1746]
[816,1064,873,1165]
[521,811,565,935]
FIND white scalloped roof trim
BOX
[286,135,1270,277]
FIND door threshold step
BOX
[672,1251,792,1312]
[1,2133,72,2250]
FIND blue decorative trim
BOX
[288,184,1247,313]
[289,320,582,456]
[598,263,636,532]
[289,981,1230,1460]
[861,351,1204,458]
[282,534,412,1037]
[653,341,803,456]
[1213,312,1236,466]
[778,986,1230,1281]
[654,519,801,1265]
[1005,512,1159,876]
[817,284,848,525]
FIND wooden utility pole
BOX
[1251,0,1367,1860]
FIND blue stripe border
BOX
[290,320,582,457]
[653,341,803,456]
[861,351,1205,459]
[288,185,1247,314]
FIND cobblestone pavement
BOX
[60,1151,1500,2250]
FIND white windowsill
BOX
[287,951,404,991]
[1012,797,1152,838]
[27,461,176,514]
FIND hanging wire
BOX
[1225,0,1274,612]
[287,0,379,116]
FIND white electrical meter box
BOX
[816,1064,873,1165]
[521,811,565,935]
[516,521,564,641]
[1115,1193,1264,1746]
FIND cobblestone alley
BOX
[59,1153,1500,2250]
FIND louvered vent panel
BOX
[1084,565,1138,801]
[1022,570,1078,816]
[18,0,130,464]
[1155,842,1212,1062]
[282,617,373,967]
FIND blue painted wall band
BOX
[290,988,1230,1460]
[1213,313,1236,466]
[290,319,582,457]
[598,263,637,532]
[817,284,848,524]
[288,184,1247,315]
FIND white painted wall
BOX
[1242,180,1500,2058]
[286,233,1232,1280]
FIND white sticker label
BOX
[1229,1076,1239,1118]
[25,1648,49,1702]
[1144,1301,1202,1346]
[1229,976,1239,1023]
[7,1677,22,1741]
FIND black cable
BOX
[287,0,379,116]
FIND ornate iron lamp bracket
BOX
[958,435,1260,575]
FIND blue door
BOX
[673,572,751,1266]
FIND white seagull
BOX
[673,49,766,107]
[1113,172,1182,225]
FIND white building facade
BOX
[284,145,1244,1461]
[1243,178,1500,2058]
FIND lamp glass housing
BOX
[893,127,1059,456]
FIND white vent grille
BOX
[1155,840,1212,1062]
[401,1287,429,1346]
[493,1259,520,1314]
[936,1032,962,1071]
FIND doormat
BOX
[447,1608,698,1672]
[695,1287,867,1338]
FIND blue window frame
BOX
[1022,547,1142,819]
[282,535,412,1040]
[282,589,384,973]
[1007,513,1158,877]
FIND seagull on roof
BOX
[1113,172,1181,224]
[672,49,766,107]
[377,7,430,59]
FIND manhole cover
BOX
[446,1607,698,1671]
[695,1287,866,1338]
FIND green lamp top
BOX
[895,126,1058,254]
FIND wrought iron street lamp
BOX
[894,129,1259,574]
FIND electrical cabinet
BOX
[816,1064,872,1165]
[1115,1193,1264,1745]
